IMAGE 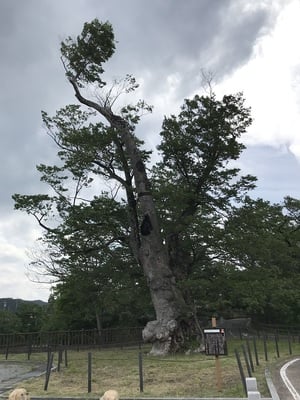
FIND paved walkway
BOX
[0,361,46,395]
[279,358,300,400]
[269,357,300,400]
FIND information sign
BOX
[204,328,227,356]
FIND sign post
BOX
[204,317,227,392]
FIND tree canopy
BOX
[13,19,300,352]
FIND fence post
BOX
[234,349,247,396]
[139,352,144,392]
[57,347,63,372]
[246,338,254,372]
[242,344,252,377]
[263,335,268,361]
[27,341,32,360]
[274,334,280,358]
[288,332,292,355]
[47,346,52,366]
[253,337,259,366]
[88,352,92,393]
[44,352,54,391]
[65,349,68,367]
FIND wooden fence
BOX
[1,322,299,355]
[0,327,143,354]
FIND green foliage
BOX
[223,196,300,272]
[41,105,116,178]
[0,310,22,333]
[153,93,256,238]
[16,302,47,332]
[150,93,257,318]
[217,196,300,323]
[61,19,115,85]
[13,194,53,215]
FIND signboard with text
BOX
[204,328,227,356]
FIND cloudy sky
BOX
[1,0,300,301]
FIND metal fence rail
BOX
[1,322,300,355]
[0,327,143,354]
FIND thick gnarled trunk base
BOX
[142,319,183,355]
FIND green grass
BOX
[1,337,299,398]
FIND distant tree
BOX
[15,301,47,332]
[217,196,300,323]
[0,310,22,333]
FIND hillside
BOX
[0,298,47,312]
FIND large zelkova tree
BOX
[13,19,257,354]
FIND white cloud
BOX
[215,0,300,157]
[0,215,50,301]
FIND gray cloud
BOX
[1,0,277,210]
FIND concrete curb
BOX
[265,368,280,400]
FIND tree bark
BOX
[69,78,189,354]
[107,115,189,355]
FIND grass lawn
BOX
[1,336,299,398]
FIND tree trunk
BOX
[109,116,189,355]
[69,79,190,355]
